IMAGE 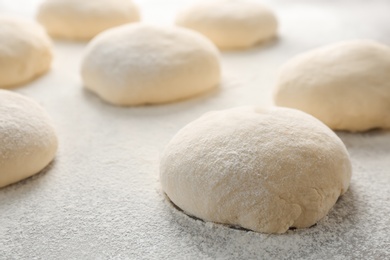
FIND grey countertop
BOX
[0,0,389,259]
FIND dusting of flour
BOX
[0,0,390,258]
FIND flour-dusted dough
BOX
[37,0,140,40]
[274,40,390,132]
[0,16,52,88]
[160,106,351,234]
[175,0,278,49]
[81,24,221,106]
[0,90,58,188]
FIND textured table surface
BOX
[0,0,389,259]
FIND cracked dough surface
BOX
[0,90,58,188]
[160,106,351,234]
[81,24,221,106]
[36,0,140,40]
[0,16,52,88]
[274,40,390,132]
[175,0,277,49]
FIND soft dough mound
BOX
[0,90,58,188]
[160,106,351,234]
[81,24,221,106]
[274,40,390,132]
[37,0,140,40]
[0,16,52,88]
[175,0,278,49]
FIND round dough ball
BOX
[37,0,140,40]
[81,24,221,106]
[0,16,52,88]
[274,40,390,132]
[175,0,278,50]
[160,106,351,234]
[0,90,58,188]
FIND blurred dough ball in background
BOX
[0,90,58,188]
[274,40,390,132]
[36,0,140,40]
[175,0,278,50]
[81,24,221,106]
[0,16,52,88]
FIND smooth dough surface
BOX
[37,0,140,40]
[81,24,221,106]
[274,40,390,132]
[0,16,52,88]
[160,106,351,234]
[0,90,58,188]
[175,0,278,49]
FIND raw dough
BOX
[37,0,140,40]
[175,0,278,49]
[81,24,221,106]
[0,90,58,188]
[0,16,52,88]
[160,106,351,234]
[274,40,390,132]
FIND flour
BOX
[0,0,389,258]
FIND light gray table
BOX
[0,0,389,259]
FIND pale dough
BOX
[274,40,390,132]
[0,16,52,88]
[0,90,58,188]
[160,106,351,234]
[37,0,140,40]
[81,24,221,106]
[175,0,278,49]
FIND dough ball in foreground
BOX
[0,90,58,188]
[160,106,351,234]
[175,0,278,50]
[274,40,390,132]
[0,16,52,88]
[81,24,221,106]
[37,0,140,40]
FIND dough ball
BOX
[37,0,140,40]
[175,0,278,50]
[81,24,221,106]
[0,90,58,188]
[160,106,351,234]
[274,40,390,132]
[0,16,52,88]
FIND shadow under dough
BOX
[0,159,57,195]
[160,182,359,235]
[80,83,222,118]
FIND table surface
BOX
[1,0,390,259]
